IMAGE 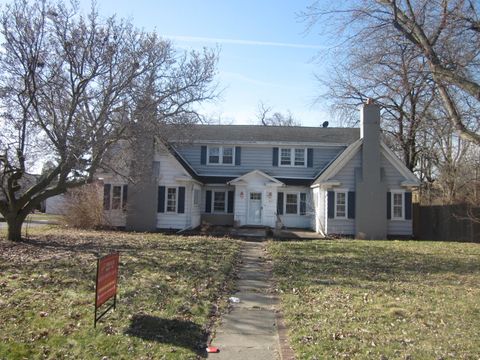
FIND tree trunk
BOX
[6,216,25,241]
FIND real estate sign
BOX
[94,252,119,327]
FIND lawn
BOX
[0,227,240,359]
[268,239,480,359]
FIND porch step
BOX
[231,228,267,238]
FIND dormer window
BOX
[208,146,235,165]
[279,147,306,167]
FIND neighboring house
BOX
[98,102,419,239]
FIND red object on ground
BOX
[206,346,220,353]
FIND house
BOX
[98,101,419,239]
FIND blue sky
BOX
[0,0,332,126]
[79,0,332,126]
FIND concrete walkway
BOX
[209,241,280,359]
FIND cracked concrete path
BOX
[209,241,280,360]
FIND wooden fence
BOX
[413,204,480,242]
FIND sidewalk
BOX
[209,241,280,359]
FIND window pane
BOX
[112,186,121,210]
[214,192,226,212]
[393,193,403,218]
[280,148,291,165]
[167,188,177,212]
[300,193,306,215]
[336,192,346,217]
[393,193,403,206]
[295,149,305,166]
[193,189,200,206]
[223,147,233,164]
[103,184,111,210]
[209,147,220,163]
[286,193,298,214]
[250,193,261,200]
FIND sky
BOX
[77,0,333,127]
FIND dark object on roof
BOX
[322,121,329,128]
[170,124,359,144]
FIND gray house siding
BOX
[174,144,346,178]
[326,152,360,235]
[381,155,413,236]
[326,150,413,236]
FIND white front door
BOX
[248,192,262,224]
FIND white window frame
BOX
[278,147,307,167]
[391,190,405,221]
[193,188,200,207]
[334,190,348,219]
[285,193,298,214]
[104,184,127,211]
[207,146,235,165]
[282,191,308,216]
[212,191,227,213]
[166,187,178,213]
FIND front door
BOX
[248,192,262,224]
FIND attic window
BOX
[279,148,306,167]
[208,146,235,165]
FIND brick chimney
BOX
[355,100,387,239]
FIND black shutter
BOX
[103,184,111,210]
[122,185,128,211]
[205,190,212,213]
[348,191,355,219]
[235,147,241,166]
[387,192,391,219]
[227,191,234,213]
[272,147,279,166]
[300,193,307,215]
[327,191,335,219]
[277,192,284,215]
[307,148,313,167]
[178,187,185,213]
[158,186,165,213]
[200,146,207,165]
[405,192,412,220]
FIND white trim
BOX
[313,138,420,188]
[280,191,308,216]
[207,145,236,166]
[228,170,284,185]
[334,189,348,219]
[174,176,203,185]
[193,188,200,207]
[278,147,307,167]
[165,187,178,213]
[313,139,362,185]
[390,189,405,221]
[247,191,263,225]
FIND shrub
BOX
[62,183,106,229]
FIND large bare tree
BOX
[0,0,217,241]
[304,0,480,145]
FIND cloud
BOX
[164,35,327,50]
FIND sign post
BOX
[94,252,119,328]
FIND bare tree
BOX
[256,101,300,126]
[303,0,480,145]
[0,0,217,241]
[319,33,435,172]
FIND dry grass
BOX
[0,227,240,359]
[268,239,480,359]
